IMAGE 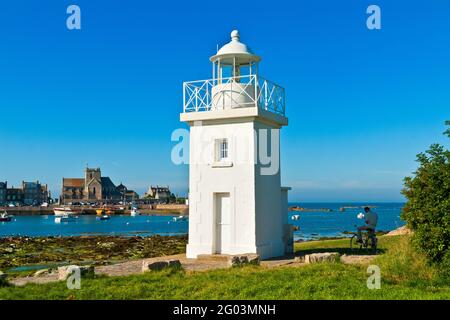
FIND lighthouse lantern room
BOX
[181,30,292,260]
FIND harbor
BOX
[1,202,404,241]
[1,204,189,216]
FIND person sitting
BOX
[357,206,378,243]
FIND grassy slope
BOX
[1,235,449,300]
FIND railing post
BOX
[264,80,268,110]
[195,87,198,112]
[206,80,209,111]
[254,75,258,109]
[183,82,186,112]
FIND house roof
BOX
[101,177,116,188]
[63,178,85,188]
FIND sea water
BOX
[290,202,405,241]
[0,203,404,240]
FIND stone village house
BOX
[0,181,50,205]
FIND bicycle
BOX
[349,225,378,253]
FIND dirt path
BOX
[10,252,376,287]
[10,254,231,287]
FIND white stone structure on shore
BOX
[181,30,291,259]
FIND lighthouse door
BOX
[215,193,231,254]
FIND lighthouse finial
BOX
[231,30,240,41]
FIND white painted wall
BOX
[184,112,289,260]
[254,121,285,259]
[186,120,257,258]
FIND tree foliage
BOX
[401,122,450,264]
[445,120,450,138]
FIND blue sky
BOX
[0,0,449,202]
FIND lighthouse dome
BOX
[210,30,261,65]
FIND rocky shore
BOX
[0,235,188,273]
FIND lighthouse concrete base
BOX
[186,241,285,260]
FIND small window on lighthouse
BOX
[216,139,228,161]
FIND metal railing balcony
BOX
[183,75,285,116]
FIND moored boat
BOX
[96,206,119,216]
[54,207,79,216]
[173,215,188,222]
[55,214,76,223]
[130,207,140,217]
[96,215,110,221]
[0,211,13,222]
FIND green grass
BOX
[1,235,449,300]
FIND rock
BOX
[294,256,305,263]
[247,254,260,265]
[58,265,95,280]
[228,256,241,267]
[142,260,182,272]
[141,259,183,272]
[142,261,168,272]
[239,256,249,264]
[34,268,51,277]
[97,242,116,249]
[168,259,182,268]
[228,254,260,267]
[4,247,14,253]
[304,252,340,264]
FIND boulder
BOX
[239,256,249,264]
[304,252,340,264]
[58,265,95,280]
[228,256,241,267]
[142,259,182,272]
[247,254,261,265]
[168,259,182,269]
[34,268,51,277]
[4,247,14,254]
[97,242,116,249]
[228,254,261,267]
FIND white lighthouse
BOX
[181,30,291,260]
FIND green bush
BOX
[401,122,450,264]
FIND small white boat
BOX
[55,214,76,223]
[54,207,77,217]
[291,215,300,221]
[96,215,110,221]
[0,211,13,222]
[130,207,141,217]
[173,215,188,222]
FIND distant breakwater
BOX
[289,206,333,212]
[1,207,54,216]
[1,204,189,216]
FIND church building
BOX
[61,167,123,204]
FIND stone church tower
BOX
[84,167,102,200]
